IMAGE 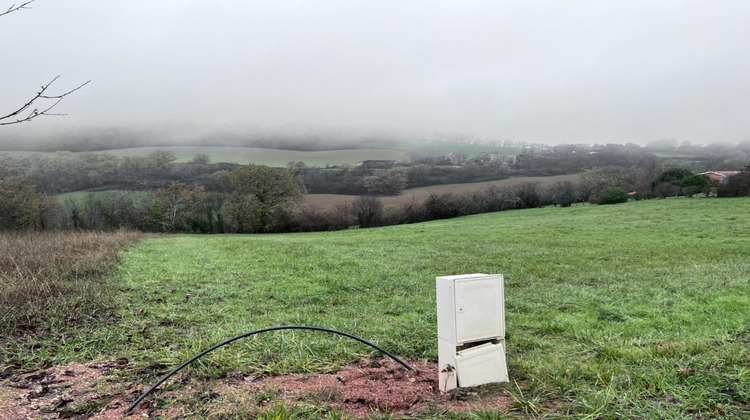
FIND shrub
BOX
[547,180,578,207]
[512,182,541,208]
[681,174,710,196]
[717,172,750,197]
[424,192,461,220]
[352,196,385,228]
[579,166,648,202]
[396,197,427,224]
[599,187,629,205]
[480,186,519,212]
[652,167,694,198]
[0,179,62,231]
[653,167,693,185]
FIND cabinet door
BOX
[454,276,504,343]
[455,341,508,387]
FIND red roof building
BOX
[700,171,742,184]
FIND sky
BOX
[2,0,749,144]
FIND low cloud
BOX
[2,0,749,144]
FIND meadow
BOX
[358,141,520,157]
[1,198,749,418]
[1,140,516,167]
[1,147,407,167]
[98,146,409,166]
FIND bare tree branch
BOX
[1,1,89,126]
[0,0,34,18]
[0,76,91,126]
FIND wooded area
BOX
[1,143,748,233]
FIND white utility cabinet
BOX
[437,274,508,392]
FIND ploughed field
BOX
[305,174,580,210]
[2,198,749,418]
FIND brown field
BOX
[305,173,580,210]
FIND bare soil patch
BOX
[0,359,513,419]
[0,360,130,420]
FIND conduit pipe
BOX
[125,325,413,413]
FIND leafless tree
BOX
[0,1,34,17]
[1,1,89,126]
[0,76,90,126]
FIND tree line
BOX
[2,138,749,196]
[1,158,748,233]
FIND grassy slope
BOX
[7,198,750,418]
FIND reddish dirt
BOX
[0,359,513,419]
[0,359,131,420]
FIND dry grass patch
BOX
[0,230,151,338]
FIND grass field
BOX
[2,198,749,418]
[360,140,521,157]
[1,146,408,167]
[305,174,580,210]
[99,146,409,166]
[1,140,516,166]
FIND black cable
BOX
[125,325,413,413]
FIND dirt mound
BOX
[0,359,513,419]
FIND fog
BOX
[2,0,749,144]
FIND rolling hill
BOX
[4,197,747,418]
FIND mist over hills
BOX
[1,124,749,155]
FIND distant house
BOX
[475,152,517,164]
[355,160,397,169]
[699,171,741,184]
[444,152,467,164]
[404,152,467,165]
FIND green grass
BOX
[73,142,514,165]
[1,140,518,165]
[360,140,521,157]
[0,146,409,167]
[102,146,409,166]
[3,198,749,418]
